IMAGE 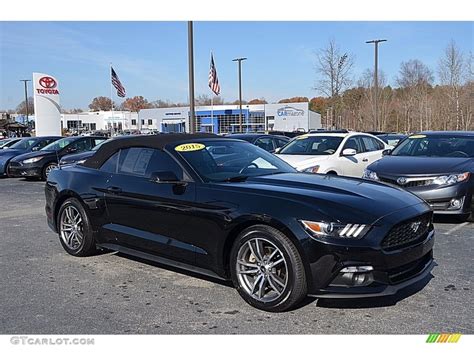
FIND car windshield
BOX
[41,137,76,151]
[9,138,38,150]
[391,135,474,158]
[174,140,295,182]
[279,136,344,155]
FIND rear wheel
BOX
[230,225,307,312]
[57,198,96,256]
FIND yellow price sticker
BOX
[409,134,426,139]
[175,143,206,152]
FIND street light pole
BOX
[232,57,247,133]
[20,79,31,125]
[187,21,196,133]
[366,39,387,131]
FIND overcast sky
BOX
[0,21,472,110]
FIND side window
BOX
[361,136,383,152]
[35,139,52,149]
[118,148,154,177]
[70,139,92,152]
[255,137,275,152]
[275,138,289,148]
[93,138,106,147]
[100,152,119,173]
[146,149,184,180]
[344,137,363,154]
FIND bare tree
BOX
[195,94,224,106]
[16,97,35,115]
[396,59,434,131]
[314,40,354,128]
[438,40,465,129]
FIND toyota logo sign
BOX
[39,76,57,89]
[397,177,408,185]
[36,76,59,95]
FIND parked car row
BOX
[3,130,473,221]
[0,136,107,180]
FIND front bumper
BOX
[301,214,435,298]
[408,185,472,216]
[7,162,42,178]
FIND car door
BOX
[360,135,386,166]
[339,135,369,176]
[102,147,198,265]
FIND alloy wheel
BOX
[45,163,58,178]
[60,205,84,251]
[236,237,288,303]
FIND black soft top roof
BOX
[82,133,217,169]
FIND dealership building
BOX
[139,102,321,134]
[60,102,321,134]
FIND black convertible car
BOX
[364,131,474,220]
[45,134,434,311]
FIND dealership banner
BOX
[33,72,61,136]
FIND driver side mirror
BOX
[274,147,281,154]
[382,149,392,156]
[342,148,357,156]
[150,171,186,185]
[66,147,78,154]
[31,146,40,151]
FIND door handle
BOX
[106,186,122,194]
[362,158,369,162]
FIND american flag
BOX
[208,53,220,96]
[111,67,126,98]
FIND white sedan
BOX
[276,131,390,177]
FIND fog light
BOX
[329,265,374,287]
[449,198,463,210]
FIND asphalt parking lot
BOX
[0,178,472,334]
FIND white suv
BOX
[276,131,390,177]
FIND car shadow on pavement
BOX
[114,252,234,288]
[314,272,435,309]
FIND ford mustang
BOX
[45,134,434,311]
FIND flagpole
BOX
[110,63,114,137]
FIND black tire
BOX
[42,162,58,181]
[57,198,96,257]
[230,225,307,312]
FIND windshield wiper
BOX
[224,175,249,182]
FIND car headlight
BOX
[76,159,86,164]
[23,157,43,164]
[362,169,379,180]
[432,172,469,186]
[300,220,371,239]
[303,165,320,173]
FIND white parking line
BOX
[443,222,470,235]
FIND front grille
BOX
[387,251,433,284]
[8,161,21,167]
[379,176,435,187]
[381,212,432,251]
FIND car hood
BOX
[277,154,330,170]
[11,150,54,162]
[221,173,427,225]
[369,156,474,175]
[0,149,27,159]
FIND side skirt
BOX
[97,243,227,281]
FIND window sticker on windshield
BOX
[409,135,426,139]
[175,143,206,152]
